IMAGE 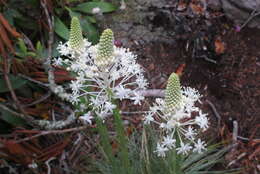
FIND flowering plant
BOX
[49,17,234,174]
[144,72,209,157]
[53,17,147,120]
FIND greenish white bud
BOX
[68,17,84,50]
[95,29,114,67]
[165,73,182,112]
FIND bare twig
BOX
[22,90,52,107]
[45,157,56,174]
[240,8,260,31]
[232,120,238,143]
[41,0,57,92]
[227,152,247,167]
[14,125,91,144]
[137,89,165,97]
[21,33,36,52]
[206,100,221,128]
[18,73,49,87]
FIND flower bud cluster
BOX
[144,73,208,157]
[52,17,147,119]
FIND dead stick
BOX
[206,100,221,128]
[41,0,56,91]
[15,126,91,144]
[22,90,52,107]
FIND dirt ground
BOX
[136,21,260,172]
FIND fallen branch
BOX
[137,89,165,97]
[206,100,221,128]
[15,125,91,144]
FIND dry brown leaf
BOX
[0,13,21,38]
[215,37,225,54]
[177,2,187,11]
[0,23,14,53]
[176,64,186,76]
[190,3,204,15]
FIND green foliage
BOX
[0,109,27,127]
[0,74,27,93]
[95,126,240,174]
[54,16,70,40]
[1,0,118,50]
[15,39,45,59]
[74,2,117,14]
[95,100,132,174]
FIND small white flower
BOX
[53,57,63,66]
[136,75,148,89]
[154,143,168,157]
[177,142,192,155]
[57,42,70,56]
[162,136,176,149]
[70,80,83,95]
[185,126,196,140]
[144,112,154,125]
[104,102,116,112]
[131,92,144,105]
[80,112,93,124]
[28,161,38,169]
[193,139,206,153]
[195,111,209,131]
[114,85,131,100]
[92,7,101,14]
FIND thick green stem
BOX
[113,106,131,174]
[173,131,183,174]
[96,117,114,163]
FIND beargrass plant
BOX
[52,17,147,174]
[52,17,239,174]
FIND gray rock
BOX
[100,0,176,48]
[220,0,260,28]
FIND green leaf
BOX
[0,75,28,93]
[81,18,99,44]
[0,109,27,127]
[74,2,117,14]
[66,7,81,18]
[17,38,27,54]
[86,16,97,23]
[36,41,44,58]
[54,16,69,40]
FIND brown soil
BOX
[136,22,260,173]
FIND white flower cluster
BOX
[144,74,208,157]
[52,19,147,120]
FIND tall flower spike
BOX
[95,29,114,67]
[165,72,182,112]
[68,17,84,50]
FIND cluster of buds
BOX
[52,17,147,119]
[144,73,209,157]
